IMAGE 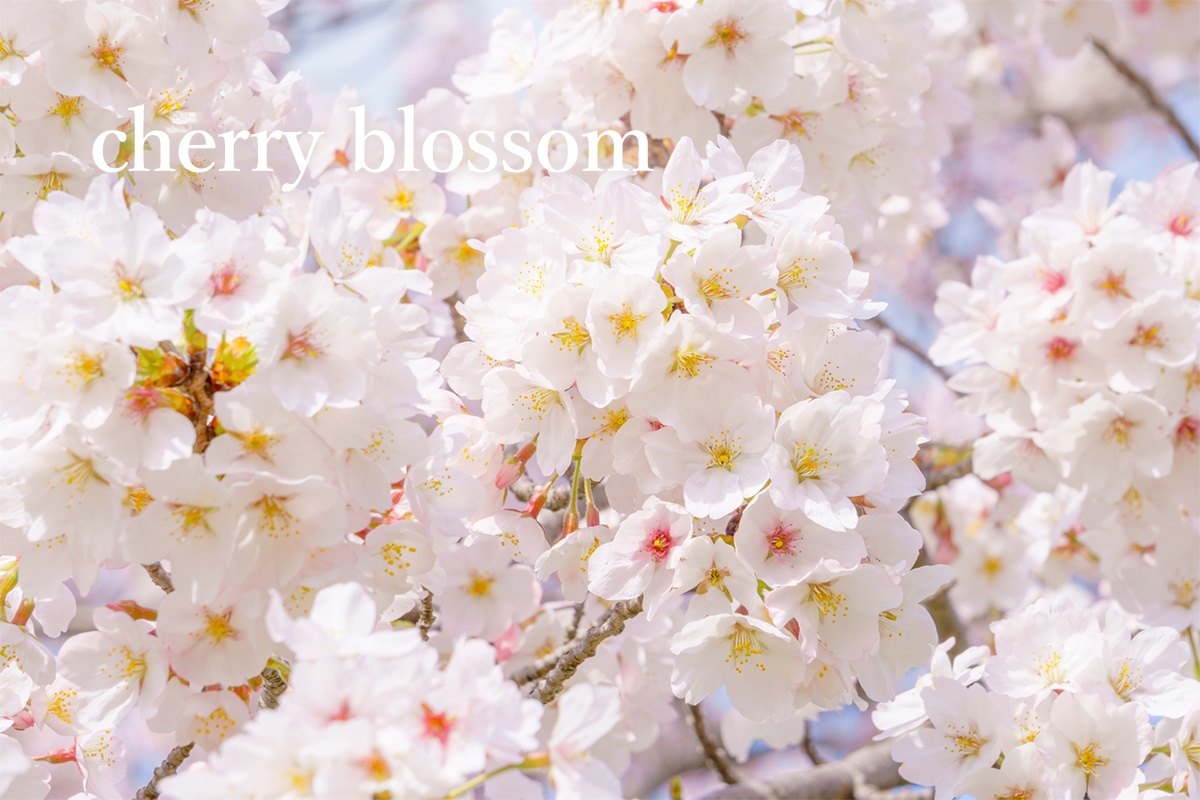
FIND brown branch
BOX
[854,774,934,800]
[915,443,974,492]
[529,597,643,704]
[713,111,732,138]
[184,352,215,455]
[918,579,969,660]
[511,650,562,687]
[509,477,536,503]
[802,720,825,765]
[512,603,590,686]
[259,664,288,710]
[142,562,174,593]
[565,601,585,642]
[134,742,194,800]
[871,318,953,383]
[687,704,739,785]
[1091,38,1200,161]
[418,590,435,642]
[700,741,909,800]
[907,442,972,657]
[543,484,573,512]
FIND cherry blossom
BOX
[1,0,1196,797]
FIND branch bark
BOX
[529,597,643,704]
[908,443,972,658]
[871,318,953,384]
[259,663,288,711]
[687,703,740,785]
[1091,38,1200,161]
[142,562,175,593]
[915,443,974,492]
[699,741,912,800]
[184,352,215,455]
[134,742,194,800]
[418,589,435,642]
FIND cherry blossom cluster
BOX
[931,161,1200,634]
[876,592,1200,800]
[2,0,1196,796]
[157,583,632,800]
[0,163,448,797]
[450,132,941,723]
[909,473,1063,623]
[0,0,310,242]
[961,0,1199,61]
[0,1,950,795]
[909,0,1198,315]
[424,0,973,275]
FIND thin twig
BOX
[134,742,194,800]
[418,590,435,642]
[687,703,739,785]
[142,562,174,593]
[915,443,974,492]
[565,602,585,642]
[802,720,825,765]
[512,604,587,686]
[511,649,563,686]
[1091,38,1200,160]
[913,557,969,659]
[871,318,953,383]
[529,597,643,704]
[905,443,972,658]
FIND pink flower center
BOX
[211,263,243,296]
[124,386,165,420]
[285,327,324,359]
[420,703,455,747]
[766,524,798,558]
[1040,269,1066,293]
[707,18,745,53]
[1044,336,1077,364]
[1175,416,1198,447]
[642,528,674,562]
[1103,415,1135,447]
[1169,212,1194,237]
[1096,270,1130,299]
[1128,324,1164,349]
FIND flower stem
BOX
[1186,626,1200,681]
[444,756,546,799]
[1091,38,1200,161]
[567,439,586,521]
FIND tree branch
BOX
[699,741,911,800]
[1091,38,1200,161]
[915,443,974,492]
[134,742,194,800]
[183,351,215,455]
[801,720,825,766]
[687,703,740,785]
[142,562,175,593]
[418,589,435,642]
[529,597,643,704]
[259,664,288,711]
[870,318,953,384]
[565,601,585,642]
[511,647,564,687]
